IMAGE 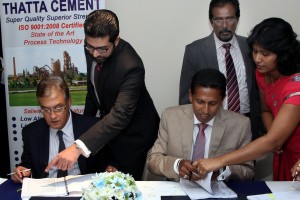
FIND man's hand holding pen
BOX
[178,159,200,181]
[10,167,31,183]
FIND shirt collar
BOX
[193,114,214,127]
[50,110,72,135]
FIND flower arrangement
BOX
[81,171,142,200]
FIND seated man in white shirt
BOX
[147,68,254,181]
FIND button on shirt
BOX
[49,111,81,178]
[214,33,250,114]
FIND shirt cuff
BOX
[173,158,183,174]
[217,166,231,181]
[74,139,91,158]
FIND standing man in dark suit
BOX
[46,9,160,180]
[11,75,99,183]
[148,69,254,181]
[179,0,262,139]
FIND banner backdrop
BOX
[1,0,105,169]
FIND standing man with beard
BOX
[179,0,262,140]
[46,9,160,180]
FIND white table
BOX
[136,181,300,200]
[137,181,185,200]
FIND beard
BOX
[95,56,108,63]
[218,29,234,42]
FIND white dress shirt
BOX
[214,33,250,114]
[49,111,81,178]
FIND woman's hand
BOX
[291,159,300,181]
[192,157,224,178]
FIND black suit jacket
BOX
[81,39,160,176]
[20,111,99,178]
[179,33,263,139]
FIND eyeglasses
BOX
[84,43,113,54]
[212,17,237,25]
[40,106,67,115]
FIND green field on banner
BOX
[9,89,87,106]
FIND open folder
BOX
[21,174,94,199]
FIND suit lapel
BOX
[72,112,81,139]
[96,62,111,104]
[86,53,101,109]
[204,33,219,70]
[208,108,227,157]
[181,105,195,159]
[71,112,86,173]
[236,35,253,92]
[38,120,50,170]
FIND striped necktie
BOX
[223,43,240,112]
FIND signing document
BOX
[180,172,237,199]
[21,174,94,199]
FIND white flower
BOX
[81,171,142,200]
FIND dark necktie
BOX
[192,123,208,161]
[223,43,240,112]
[57,130,67,178]
[94,62,102,87]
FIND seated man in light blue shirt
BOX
[11,75,99,183]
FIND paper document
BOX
[136,181,185,200]
[180,172,237,199]
[0,178,7,185]
[21,174,94,199]
[194,171,213,193]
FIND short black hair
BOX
[191,68,226,98]
[209,0,240,21]
[84,9,119,43]
[247,17,300,75]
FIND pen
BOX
[192,172,200,178]
[7,169,31,176]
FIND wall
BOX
[106,0,300,114]
[106,0,300,180]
